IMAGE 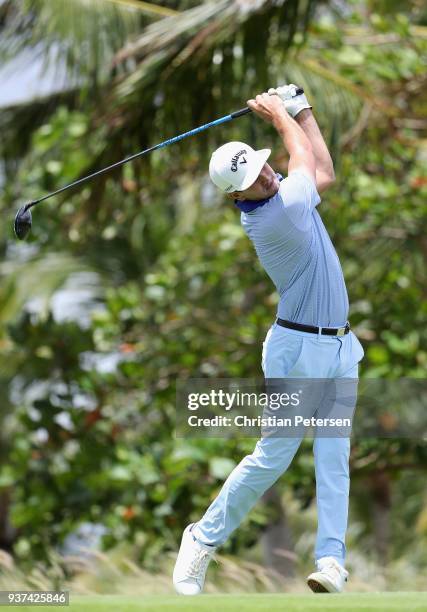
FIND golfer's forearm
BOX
[295,110,335,183]
[272,111,313,158]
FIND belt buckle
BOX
[337,327,346,336]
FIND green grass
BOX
[15,592,427,612]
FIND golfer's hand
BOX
[268,84,312,118]
[247,92,288,124]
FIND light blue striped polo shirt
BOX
[237,171,349,327]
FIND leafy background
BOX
[0,0,426,594]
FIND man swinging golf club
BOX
[173,85,365,595]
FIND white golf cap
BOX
[209,141,271,193]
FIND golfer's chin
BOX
[267,176,280,198]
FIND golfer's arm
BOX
[272,110,316,182]
[295,109,335,193]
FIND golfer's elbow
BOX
[325,167,336,187]
[316,168,336,193]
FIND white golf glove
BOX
[268,84,312,118]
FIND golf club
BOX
[13,88,304,240]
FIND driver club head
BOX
[14,205,33,240]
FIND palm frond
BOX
[293,56,397,117]
[112,0,230,65]
[98,0,318,146]
[100,2,416,164]
[1,0,318,178]
[0,0,149,83]
[0,0,179,164]
[105,0,179,17]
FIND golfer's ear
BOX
[226,191,239,199]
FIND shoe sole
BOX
[307,578,331,593]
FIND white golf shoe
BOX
[173,524,217,595]
[306,556,349,593]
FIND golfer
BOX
[173,86,364,595]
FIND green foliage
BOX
[0,0,426,578]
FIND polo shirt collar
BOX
[234,173,284,213]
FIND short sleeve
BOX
[278,171,321,228]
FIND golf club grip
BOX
[230,108,252,119]
[230,87,305,120]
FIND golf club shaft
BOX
[25,88,303,211]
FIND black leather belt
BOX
[276,318,350,336]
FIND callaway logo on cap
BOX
[209,141,271,193]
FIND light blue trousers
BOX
[192,323,365,565]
